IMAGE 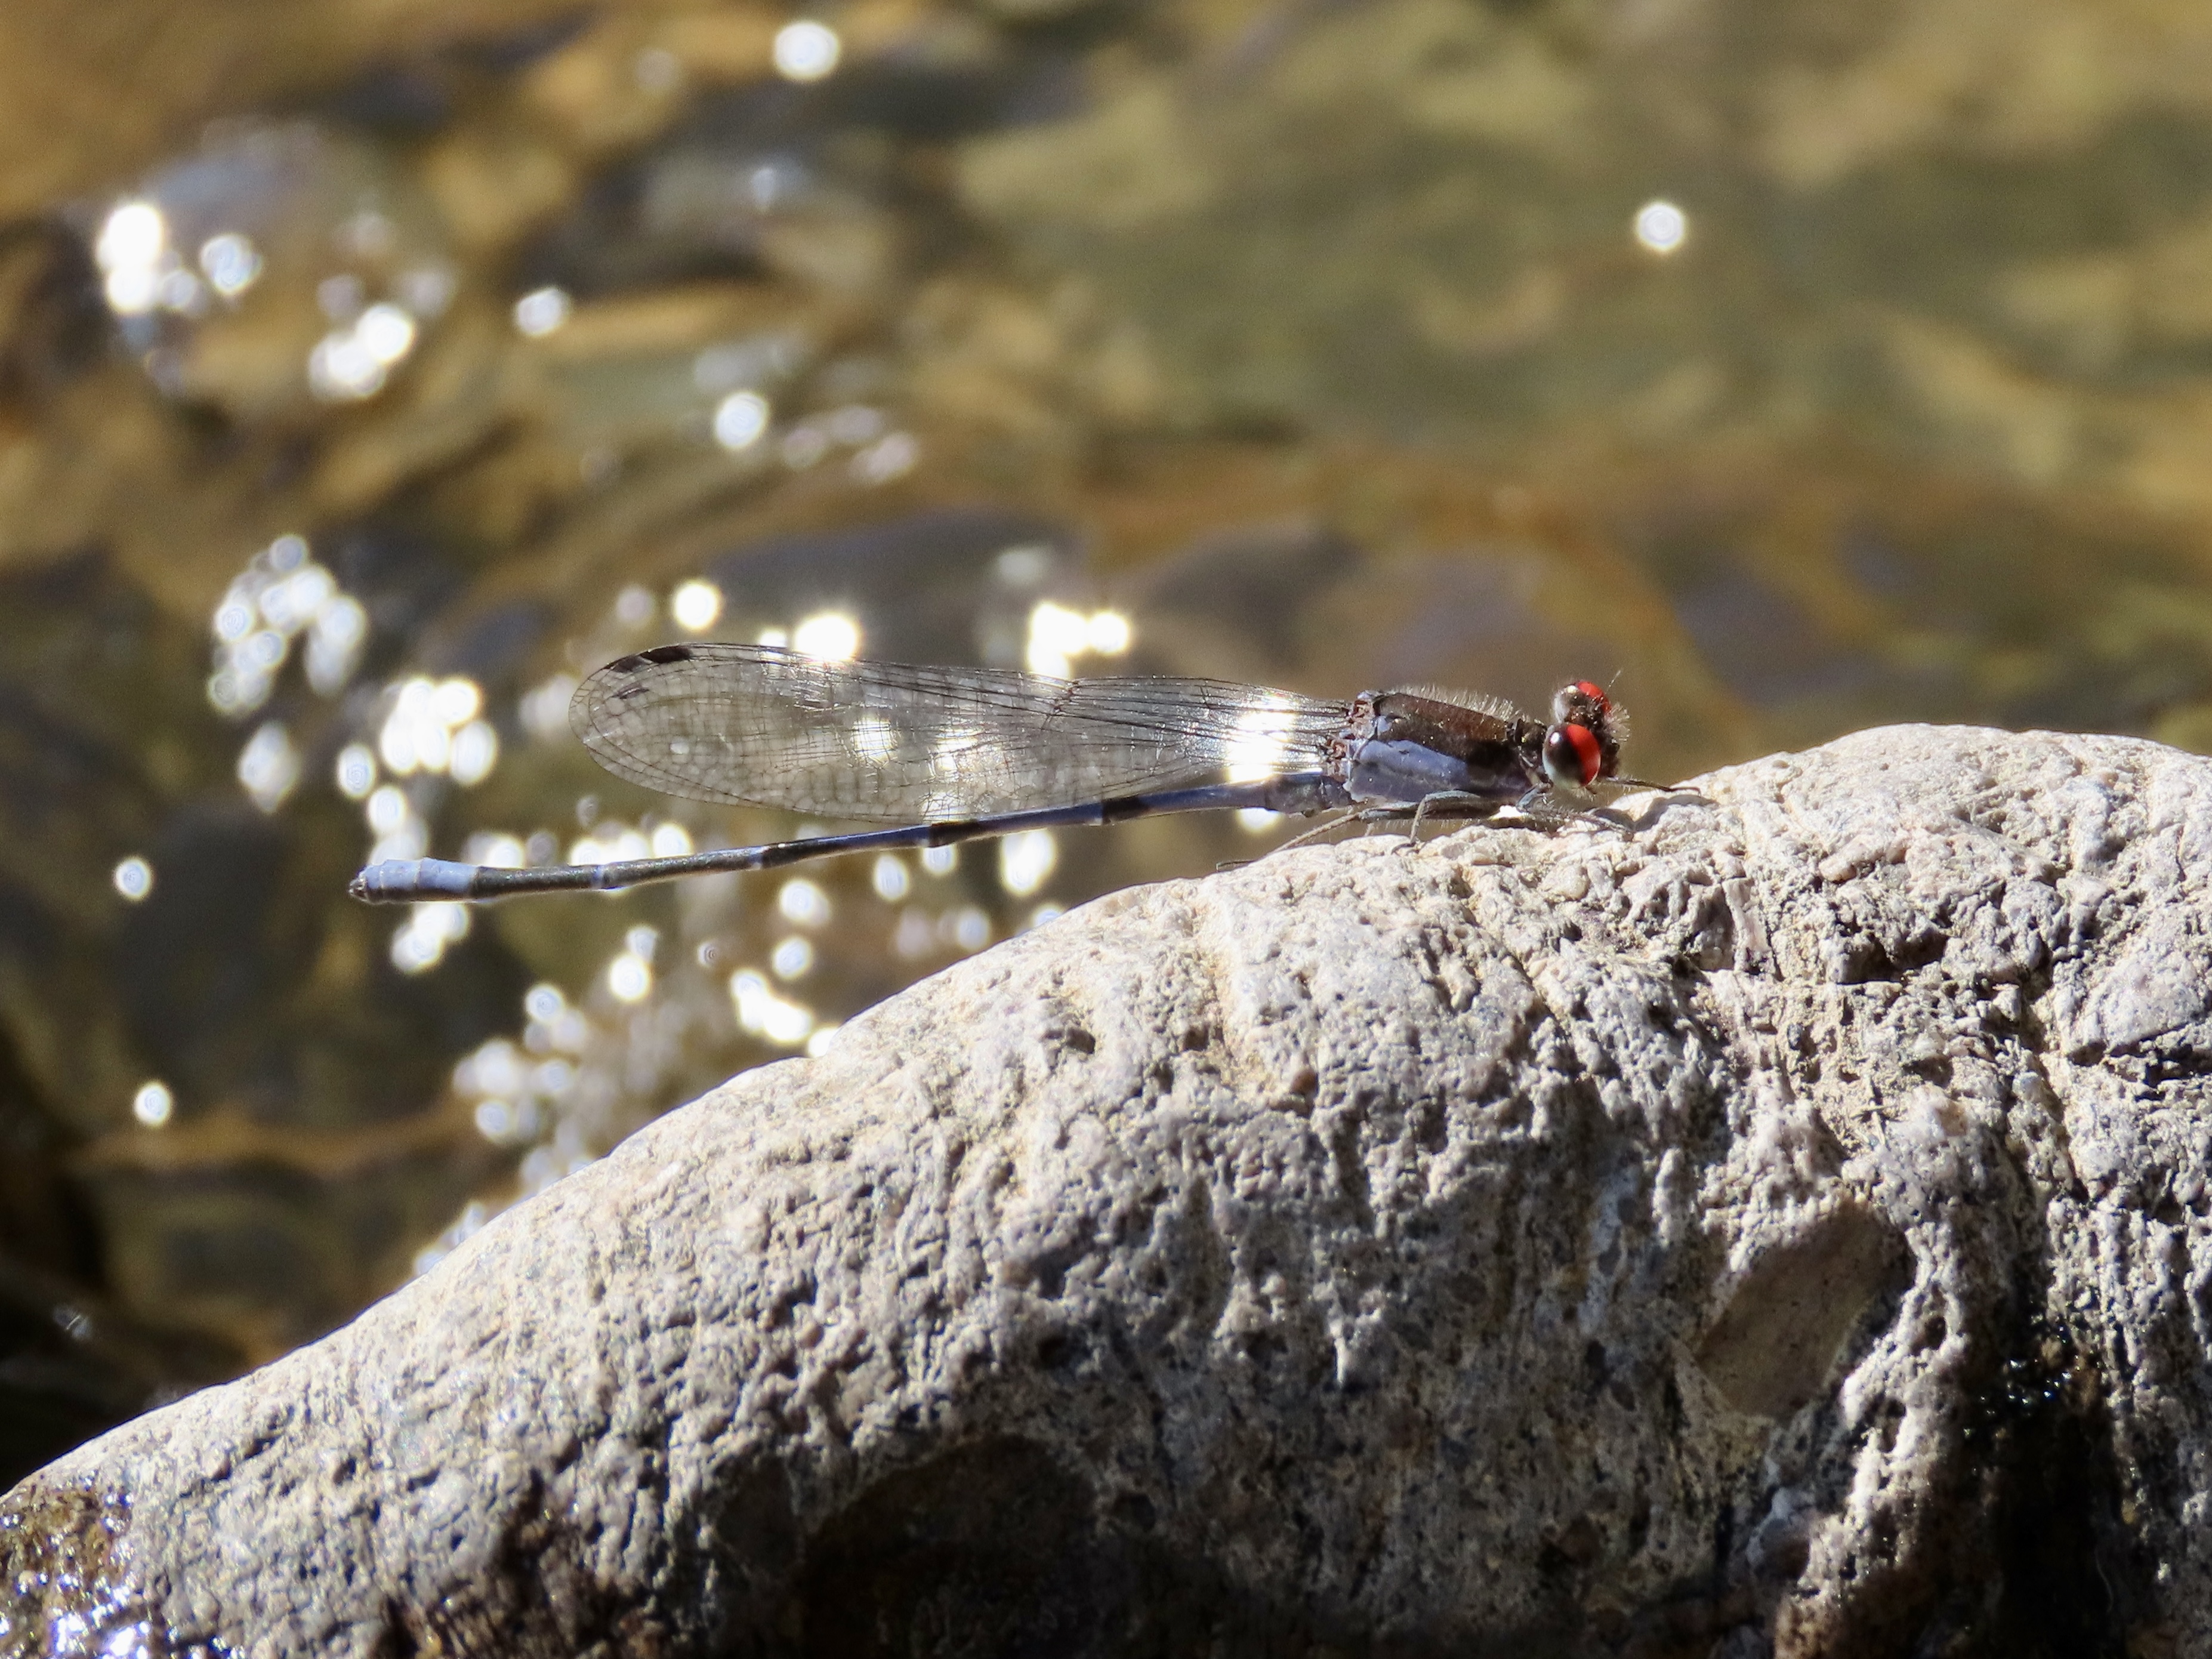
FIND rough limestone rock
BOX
[7,724,2211,1657]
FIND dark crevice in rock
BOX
[1975,1334,2137,1659]
[793,1438,1253,1659]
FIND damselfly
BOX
[351,645,1656,903]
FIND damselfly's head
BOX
[1541,680,1630,791]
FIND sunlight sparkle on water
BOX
[1087,610,1133,655]
[462,831,527,869]
[1634,199,1687,254]
[392,903,470,974]
[999,830,1057,897]
[1025,602,1088,677]
[570,824,651,867]
[356,303,417,363]
[131,1080,174,1128]
[455,1037,526,1100]
[95,201,166,314]
[380,677,495,783]
[366,784,411,836]
[607,951,653,1004]
[773,20,841,81]
[98,203,164,269]
[714,390,771,451]
[778,878,831,927]
[672,579,723,631]
[793,611,860,660]
[208,535,367,714]
[1025,602,1134,677]
[949,906,991,953]
[513,286,572,337]
[237,721,301,812]
[450,720,499,786]
[894,907,934,958]
[434,680,480,725]
[112,856,153,902]
[199,232,263,298]
[731,970,814,1046]
[519,673,579,741]
[309,302,419,402]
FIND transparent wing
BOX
[569,643,1347,819]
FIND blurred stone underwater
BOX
[5,0,2212,1482]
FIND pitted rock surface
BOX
[5,724,2207,1657]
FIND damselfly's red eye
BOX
[1572,680,1611,715]
[1543,721,1603,788]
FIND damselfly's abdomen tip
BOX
[351,858,479,903]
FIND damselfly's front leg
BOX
[1353,790,1504,849]
[1513,786,1632,831]
[1360,789,1616,848]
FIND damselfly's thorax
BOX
[1333,680,1630,809]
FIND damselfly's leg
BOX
[1352,790,1628,851]
[1513,787,1623,831]
[1263,807,1362,858]
[1411,789,1505,843]
[1354,791,1501,850]
[1221,808,1362,869]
